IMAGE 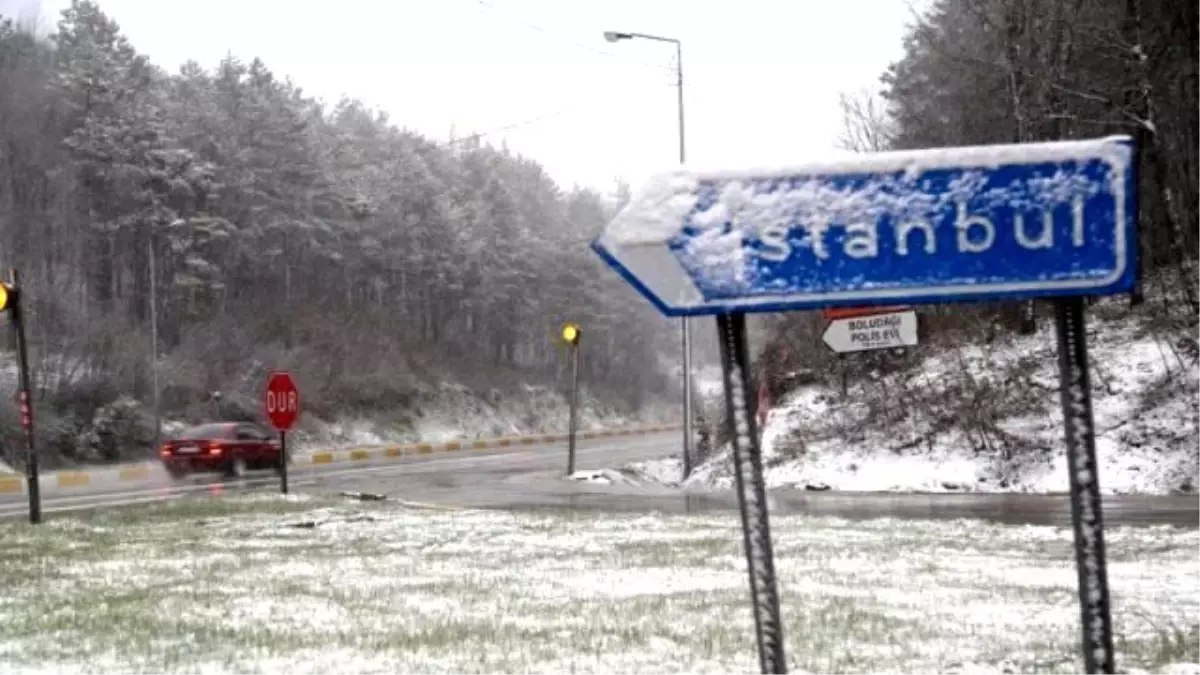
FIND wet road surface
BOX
[306,433,1197,528]
[465,489,1198,528]
[0,433,680,518]
[1,431,1195,528]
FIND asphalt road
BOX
[1,431,1195,528]
[0,433,676,519]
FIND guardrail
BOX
[0,423,680,496]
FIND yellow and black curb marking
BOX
[0,423,679,496]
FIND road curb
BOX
[0,462,161,496]
[0,423,680,497]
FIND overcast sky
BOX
[2,0,920,193]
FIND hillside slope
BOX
[632,298,1198,496]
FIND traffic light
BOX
[0,282,13,313]
[561,322,581,345]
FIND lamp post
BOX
[603,30,693,479]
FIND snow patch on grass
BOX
[0,496,1194,673]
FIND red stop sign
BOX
[264,371,300,431]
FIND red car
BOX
[159,422,283,479]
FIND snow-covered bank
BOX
[628,306,1198,496]
[0,373,674,469]
[292,383,676,454]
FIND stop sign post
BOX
[264,371,300,495]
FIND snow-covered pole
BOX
[1053,296,1115,674]
[717,311,786,674]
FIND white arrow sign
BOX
[822,310,919,353]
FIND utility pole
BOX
[604,30,693,480]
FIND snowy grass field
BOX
[0,495,1196,674]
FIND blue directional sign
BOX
[592,136,1137,317]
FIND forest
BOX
[0,1,679,466]
[1,0,1196,469]
[741,0,1198,462]
[867,0,1194,300]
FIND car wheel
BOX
[166,467,189,481]
[226,456,248,479]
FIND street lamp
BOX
[604,29,693,480]
[602,31,685,166]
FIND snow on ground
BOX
[0,495,1195,674]
[565,464,682,487]
[631,304,1198,495]
[566,468,645,486]
[629,456,690,486]
[693,365,725,400]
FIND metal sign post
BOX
[1054,296,1116,673]
[718,311,787,674]
[279,431,289,495]
[592,135,1137,674]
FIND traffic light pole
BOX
[566,341,580,476]
[10,270,39,524]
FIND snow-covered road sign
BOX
[822,309,918,353]
[592,136,1136,317]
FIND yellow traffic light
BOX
[561,322,580,345]
[0,283,11,313]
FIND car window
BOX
[237,425,270,441]
[178,423,234,440]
